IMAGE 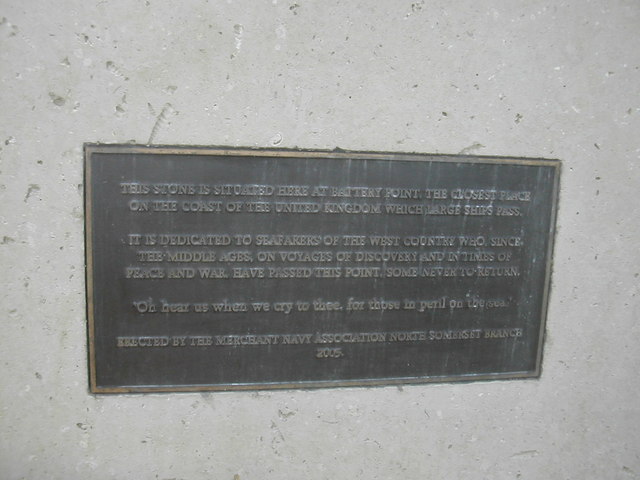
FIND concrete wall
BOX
[1,1,638,478]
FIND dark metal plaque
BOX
[85,145,559,393]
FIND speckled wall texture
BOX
[1,1,639,479]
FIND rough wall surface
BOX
[1,1,638,479]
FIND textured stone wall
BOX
[1,1,638,478]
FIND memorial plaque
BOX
[85,145,559,393]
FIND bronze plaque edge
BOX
[533,158,561,380]
[84,144,560,394]
[84,147,98,393]
[90,371,540,394]
[84,143,561,167]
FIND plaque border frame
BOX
[84,144,560,393]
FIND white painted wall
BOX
[1,1,638,478]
